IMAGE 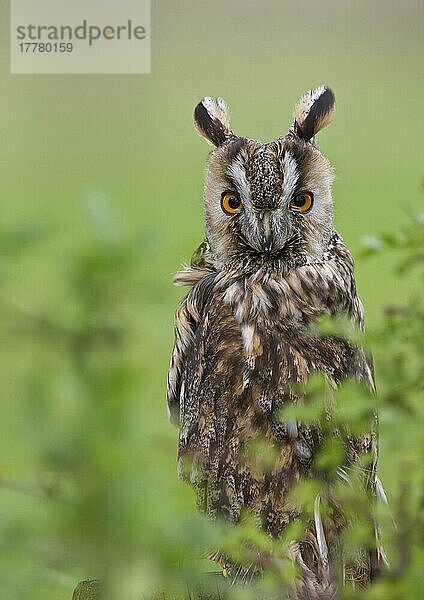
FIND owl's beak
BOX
[259,211,275,254]
[261,232,273,253]
[255,209,288,255]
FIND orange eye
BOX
[221,191,243,215]
[290,192,314,213]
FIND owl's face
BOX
[194,88,336,271]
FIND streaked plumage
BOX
[167,87,385,597]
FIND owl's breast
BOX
[179,271,357,432]
[177,273,363,526]
[179,290,310,452]
[178,293,321,526]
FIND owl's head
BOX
[194,87,336,272]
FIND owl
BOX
[167,87,386,597]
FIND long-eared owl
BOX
[167,87,386,597]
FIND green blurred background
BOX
[0,1,423,598]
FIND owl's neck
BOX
[211,227,338,277]
[175,232,359,326]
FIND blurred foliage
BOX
[0,187,423,599]
[0,199,222,599]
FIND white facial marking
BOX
[227,156,250,203]
[282,150,299,200]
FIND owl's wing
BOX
[344,295,386,568]
[167,267,217,426]
[346,290,376,394]
[167,295,197,426]
[356,347,376,395]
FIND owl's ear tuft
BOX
[293,86,335,141]
[194,97,232,147]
